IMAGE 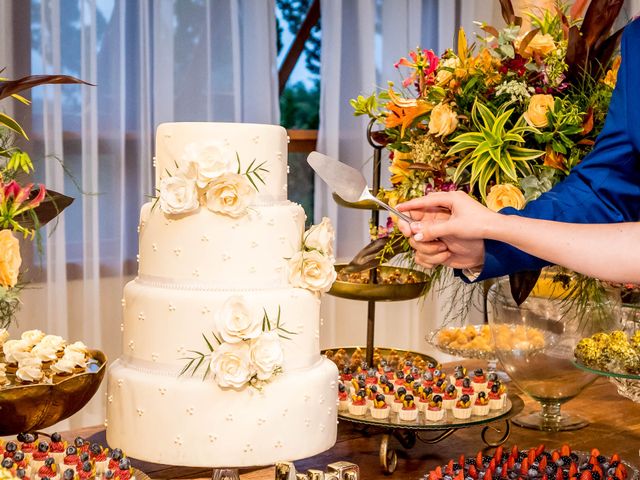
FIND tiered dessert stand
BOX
[327,122,523,474]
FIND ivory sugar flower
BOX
[205,172,255,218]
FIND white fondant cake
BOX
[106,122,338,468]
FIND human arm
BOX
[401,191,640,284]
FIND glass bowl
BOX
[488,276,619,431]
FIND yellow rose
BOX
[518,32,555,58]
[486,184,525,212]
[524,94,554,128]
[0,230,21,288]
[428,103,458,138]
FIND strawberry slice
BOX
[569,462,578,478]
[508,456,516,470]
[589,456,598,466]
[611,454,621,464]
[552,451,561,462]
[468,465,478,479]
[593,466,604,478]
[556,468,564,480]
[435,466,443,477]
[428,471,439,480]
[615,464,627,480]
[542,475,548,480]
[591,448,600,458]
[529,448,536,464]
[489,458,497,471]
[460,456,465,469]
[511,445,519,460]
[454,471,464,480]
[446,460,454,475]
[477,451,483,467]
[580,471,593,480]
[536,445,546,457]
[501,462,508,479]
[561,445,571,457]
[539,456,548,472]
[495,446,503,462]
[485,468,493,480]
[520,458,530,475]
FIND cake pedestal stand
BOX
[338,393,524,474]
[212,468,239,480]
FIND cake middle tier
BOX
[138,200,306,287]
[122,279,322,371]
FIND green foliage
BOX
[448,100,544,200]
[276,0,321,75]
[280,81,320,129]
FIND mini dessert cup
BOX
[452,405,472,419]
[398,407,419,422]
[424,407,445,421]
[472,402,490,416]
[348,401,368,416]
[371,405,390,420]
[442,397,456,410]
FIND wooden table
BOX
[66,366,640,480]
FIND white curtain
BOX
[316,0,502,357]
[5,0,278,430]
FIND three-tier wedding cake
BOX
[106,122,338,467]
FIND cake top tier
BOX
[155,122,288,203]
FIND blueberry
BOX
[423,372,434,381]
[5,441,17,453]
[16,468,27,479]
[1,459,14,469]
[105,471,115,479]
[119,457,131,470]
[474,368,484,376]
[446,384,457,395]
[45,457,55,467]
[358,379,366,389]
[13,451,24,462]
[432,394,443,403]
[38,441,49,453]
[23,433,36,443]
[74,436,85,447]
[528,468,539,477]
[434,369,442,378]
[51,432,62,443]
[397,386,407,396]
[592,472,601,480]
[63,469,76,480]
[460,394,471,403]
[488,372,498,382]
[570,453,579,463]
[375,393,385,402]
[368,385,378,394]
[465,459,477,466]
[561,456,572,466]
[404,394,415,403]
[405,374,415,384]
[338,383,346,393]
[66,446,77,456]
[428,361,437,370]
[477,391,487,400]
[596,455,607,465]
[356,389,366,398]
[16,433,28,443]
[82,460,92,472]
[454,370,465,380]
[396,370,405,379]
[462,378,471,388]
[80,452,90,462]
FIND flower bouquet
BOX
[349,0,626,306]
[0,74,88,327]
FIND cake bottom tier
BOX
[106,357,339,468]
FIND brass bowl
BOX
[0,349,107,435]
[329,264,430,302]
[332,191,380,210]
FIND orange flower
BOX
[603,56,622,89]
[385,96,432,138]
[389,152,412,184]
[543,145,566,171]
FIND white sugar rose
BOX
[288,250,337,293]
[159,174,200,215]
[16,356,44,382]
[31,342,59,362]
[3,339,31,364]
[304,217,335,257]
[250,331,284,381]
[216,296,262,344]
[211,342,253,389]
[182,141,236,188]
[21,329,45,347]
[51,357,76,375]
[205,172,255,218]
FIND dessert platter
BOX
[0,432,150,480]
[574,329,640,402]
[0,329,106,435]
[330,265,429,302]
[325,347,524,474]
[423,443,638,480]
[429,324,546,361]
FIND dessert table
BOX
[66,362,640,479]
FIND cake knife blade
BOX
[307,151,413,224]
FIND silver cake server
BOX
[307,151,414,224]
